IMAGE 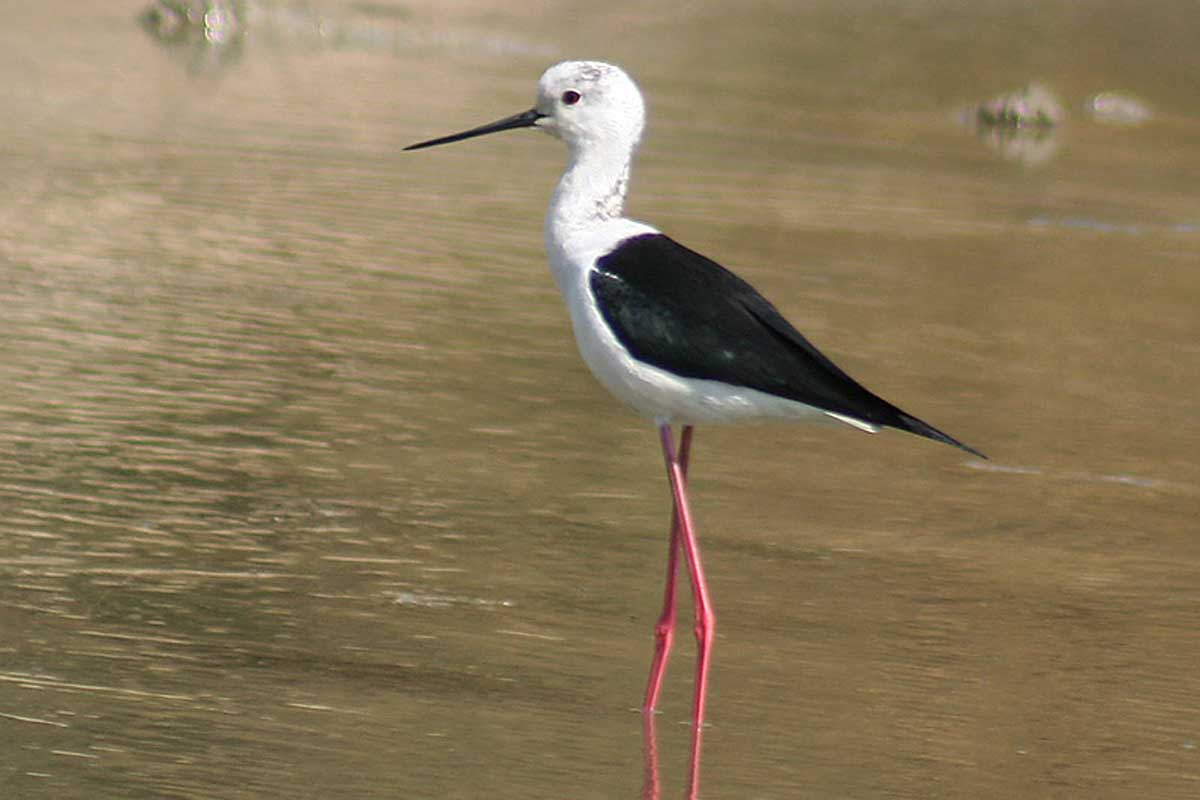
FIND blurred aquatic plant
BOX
[972,84,1063,130]
[139,0,554,68]
[139,0,244,72]
[960,84,1063,167]
[140,0,243,45]
[958,83,1153,167]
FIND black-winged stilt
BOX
[407,60,983,789]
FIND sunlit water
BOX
[2,2,1198,798]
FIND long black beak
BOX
[404,108,545,151]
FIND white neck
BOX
[545,141,633,244]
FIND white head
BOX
[532,61,645,153]
[405,61,645,157]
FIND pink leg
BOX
[657,423,713,797]
[643,425,693,712]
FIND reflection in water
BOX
[971,123,1062,167]
[640,709,678,800]
[641,710,664,799]
[960,84,1063,167]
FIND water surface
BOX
[2,1,1198,798]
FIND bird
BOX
[406,60,983,787]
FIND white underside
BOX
[547,218,882,431]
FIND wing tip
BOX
[828,409,986,459]
[896,412,988,459]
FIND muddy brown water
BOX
[2,2,1198,798]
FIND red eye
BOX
[561,90,581,105]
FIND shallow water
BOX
[2,1,1198,798]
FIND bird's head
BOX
[405,61,645,156]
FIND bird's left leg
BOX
[657,423,712,796]
[643,425,693,711]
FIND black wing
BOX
[590,233,983,457]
